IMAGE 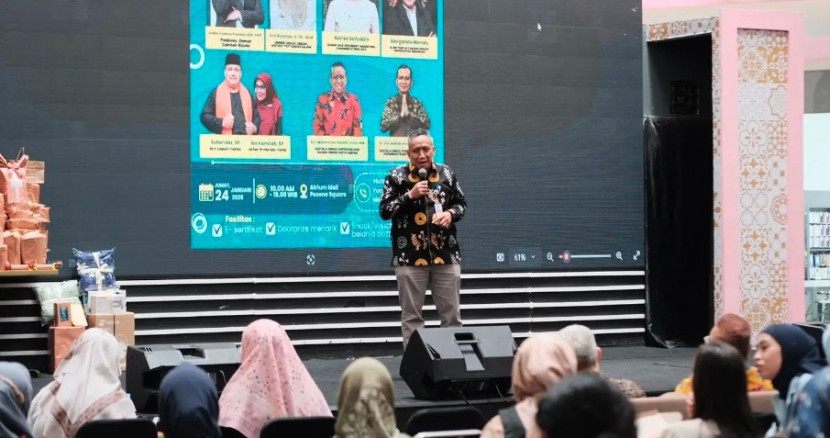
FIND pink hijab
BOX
[218,319,332,438]
[481,333,577,438]
[511,333,577,401]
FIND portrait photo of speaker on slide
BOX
[269,0,316,31]
[383,0,436,37]
[200,53,261,136]
[253,73,283,136]
[313,61,364,136]
[323,0,380,34]
[210,0,264,28]
[380,65,431,137]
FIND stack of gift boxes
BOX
[77,249,134,371]
[0,152,49,270]
[48,250,136,372]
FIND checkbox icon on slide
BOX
[340,222,350,235]
[266,222,276,235]
[212,224,223,237]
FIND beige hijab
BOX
[334,357,409,438]
[481,333,577,438]
[27,328,136,438]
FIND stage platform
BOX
[30,345,696,426]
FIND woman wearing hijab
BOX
[158,362,222,438]
[334,357,408,438]
[1,361,33,438]
[754,324,824,436]
[218,319,331,438]
[253,73,283,136]
[481,333,578,438]
[28,328,137,438]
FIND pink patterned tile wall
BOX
[737,29,790,334]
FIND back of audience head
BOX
[756,324,824,397]
[536,373,636,438]
[218,318,331,438]
[57,327,125,379]
[334,357,399,438]
[691,341,758,437]
[512,333,578,401]
[709,313,752,360]
[558,324,601,372]
[159,362,221,438]
[0,361,33,438]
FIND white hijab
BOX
[28,328,136,438]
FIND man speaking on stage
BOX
[379,128,467,349]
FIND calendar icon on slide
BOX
[198,183,214,202]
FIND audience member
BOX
[218,319,331,438]
[790,366,830,438]
[788,325,830,438]
[158,362,222,438]
[254,73,283,135]
[536,373,636,438]
[1,361,33,438]
[558,324,646,398]
[333,357,409,438]
[661,342,759,438]
[481,333,577,438]
[675,314,772,394]
[28,328,137,438]
[755,324,824,436]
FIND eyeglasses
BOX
[254,85,266,90]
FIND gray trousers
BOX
[395,264,462,348]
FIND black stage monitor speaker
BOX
[126,343,241,413]
[400,326,516,400]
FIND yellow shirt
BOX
[674,366,773,394]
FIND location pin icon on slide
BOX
[300,184,308,199]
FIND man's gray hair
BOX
[558,324,598,371]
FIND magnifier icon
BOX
[615,251,623,261]
[546,252,554,262]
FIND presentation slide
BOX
[190,0,443,250]
[2,0,644,277]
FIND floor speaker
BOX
[399,326,516,400]
[126,343,241,413]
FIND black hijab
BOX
[158,362,222,438]
[0,361,33,438]
[762,324,825,399]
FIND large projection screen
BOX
[0,0,643,277]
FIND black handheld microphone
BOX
[416,168,430,216]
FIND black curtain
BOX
[644,116,713,347]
